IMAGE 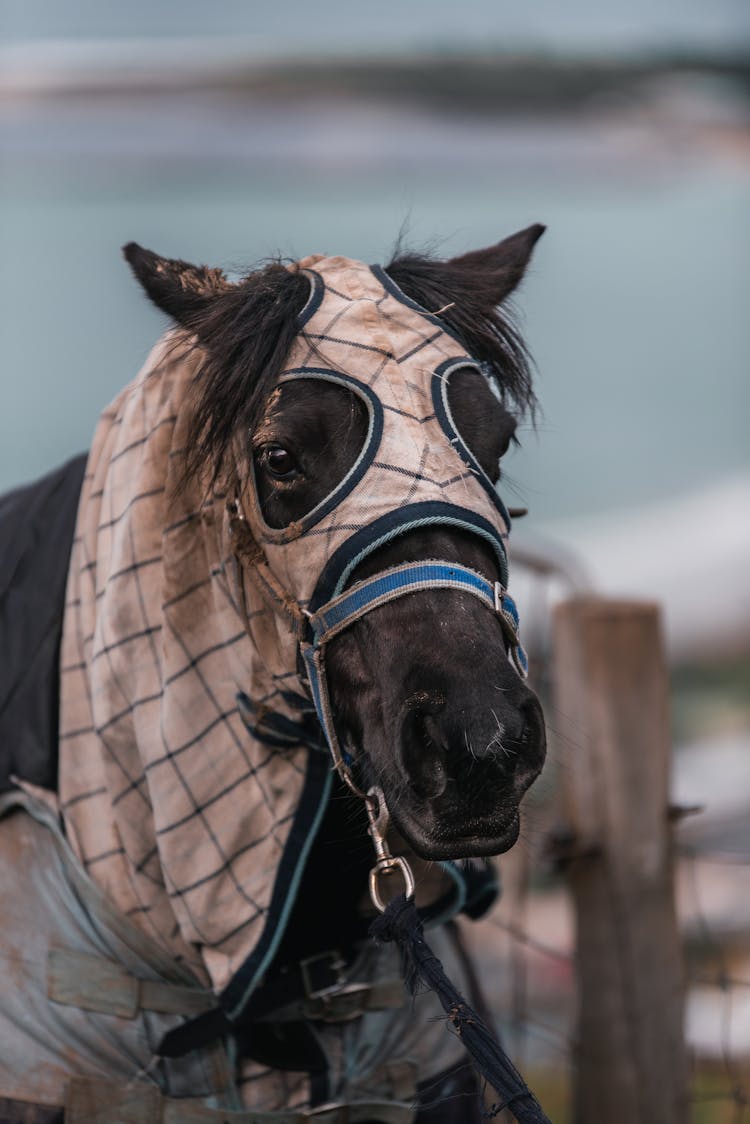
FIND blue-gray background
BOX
[1,0,749,651]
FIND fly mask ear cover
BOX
[235,254,528,791]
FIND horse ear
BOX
[447,223,545,306]
[122,242,233,326]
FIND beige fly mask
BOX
[59,249,530,1017]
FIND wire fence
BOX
[467,543,750,1123]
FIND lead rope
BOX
[363,785,551,1124]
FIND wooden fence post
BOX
[552,597,689,1124]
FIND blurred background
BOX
[1,2,748,1119]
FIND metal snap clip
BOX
[365,787,415,913]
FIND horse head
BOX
[124,229,546,864]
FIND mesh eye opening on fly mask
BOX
[246,369,383,542]
[432,358,513,528]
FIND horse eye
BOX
[263,444,299,479]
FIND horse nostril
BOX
[400,710,448,800]
[511,695,547,787]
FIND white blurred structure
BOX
[535,472,750,659]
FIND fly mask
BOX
[60,236,541,1020]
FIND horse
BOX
[0,225,547,1123]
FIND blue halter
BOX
[299,558,528,793]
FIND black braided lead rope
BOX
[370,895,553,1124]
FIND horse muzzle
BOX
[390,686,546,859]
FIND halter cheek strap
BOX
[299,559,528,801]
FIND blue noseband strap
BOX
[307,560,526,674]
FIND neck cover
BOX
[59,253,526,999]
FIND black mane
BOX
[384,251,537,421]
[183,263,310,486]
[183,253,536,487]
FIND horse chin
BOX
[389,801,521,861]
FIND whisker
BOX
[464,728,479,764]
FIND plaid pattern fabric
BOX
[59,335,309,989]
[59,254,513,999]
[243,254,511,607]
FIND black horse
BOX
[0,226,547,1123]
